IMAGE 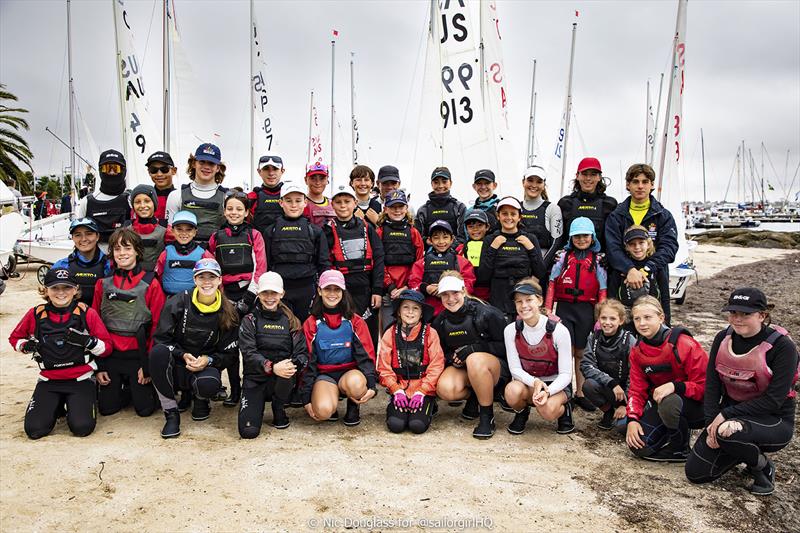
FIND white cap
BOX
[496,196,522,211]
[280,181,307,199]
[437,275,465,295]
[331,184,357,200]
[256,272,284,294]
[524,165,547,181]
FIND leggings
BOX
[582,378,624,410]
[238,375,295,439]
[149,344,223,410]
[98,355,157,417]
[685,411,795,483]
[630,393,705,457]
[283,277,316,324]
[25,379,97,439]
[386,396,435,434]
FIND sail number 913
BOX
[440,62,474,128]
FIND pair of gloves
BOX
[393,390,426,411]
[21,328,97,355]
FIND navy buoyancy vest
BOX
[313,318,355,368]
[381,220,416,266]
[214,227,255,275]
[67,252,106,307]
[422,250,458,285]
[269,217,315,265]
[85,193,130,242]
[252,185,283,231]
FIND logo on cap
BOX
[732,295,750,301]
[56,270,69,279]
[203,145,216,155]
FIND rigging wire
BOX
[47,40,69,176]
[396,6,429,163]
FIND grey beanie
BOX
[129,184,158,208]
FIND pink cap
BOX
[318,269,346,290]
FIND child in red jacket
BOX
[9,268,113,439]
[626,296,708,463]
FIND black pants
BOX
[98,355,157,417]
[386,396,435,434]
[630,393,705,457]
[284,277,316,324]
[582,378,624,410]
[685,410,795,483]
[346,277,378,348]
[25,379,97,439]
[149,344,223,410]
[238,375,295,439]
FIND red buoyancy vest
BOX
[630,327,692,390]
[553,251,601,304]
[715,325,798,402]
[329,219,373,274]
[514,316,560,377]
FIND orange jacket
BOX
[377,322,445,397]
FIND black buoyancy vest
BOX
[491,232,533,280]
[591,329,632,383]
[391,324,430,380]
[174,292,221,356]
[439,304,485,354]
[252,185,283,230]
[85,193,130,241]
[422,250,458,285]
[33,302,91,370]
[381,220,416,266]
[425,198,458,235]
[214,227,255,275]
[270,217,315,265]
[180,184,226,242]
[253,309,294,365]
[67,253,106,307]
[521,201,552,249]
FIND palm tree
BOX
[0,84,34,185]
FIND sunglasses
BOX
[148,165,171,174]
[100,163,123,174]
[260,156,283,168]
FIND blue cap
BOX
[193,258,222,277]
[392,289,434,323]
[194,143,222,165]
[384,190,408,206]
[172,210,198,228]
[69,217,100,234]
[569,217,596,237]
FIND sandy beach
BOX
[1,244,798,532]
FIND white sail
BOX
[479,0,517,191]
[251,7,276,156]
[548,94,569,195]
[308,93,326,166]
[646,80,655,165]
[112,0,159,188]
[660,0,689,268]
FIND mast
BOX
[162,0,170,153]
[650,72,664,167]
[350,52,356,166]
[306,91,314,164]
[645,79,650,161]
[700,128,707,204]
[249,0,255,189]
[527,59,537,166]
[560,22,577,197]
[66,0,77,192]
[656,15,681,200]
[760,142,765,206]
[330,37,336,192]
[112,1,127,166]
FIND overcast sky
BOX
[1,0,798,203]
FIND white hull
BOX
[20,213,71,241]
[15,239,74,264]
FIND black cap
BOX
[147,151,175,167]
[377,165,400,183]
[44,268,78,288]
[623,227,650,244]
[431,167,451,181]
[99,149,126,168]
[474,169,496,183]
[428,220,454,235]
[721,288,769,313]
[510,281,542,298]
[464,209,489,225]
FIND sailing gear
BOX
[99,272,155,336]
[192,398,211,420]
[461,392,479,420]
[721,287,770,314]
[381,220,417,266]
[160,243,207,295]
[250,183,283,230]
[415,192,466,241]
[559,190,617,252]
[212,226,255,275]
[69,217,100,234]
[328,218,374,274]
[521,201,553,250]
[303,197,336,227]
[258,154,283,169]
[390,323,431,380]
[32,303,91,370]
[598,408,615,430]
[314,318,357,372]
[552,251,602,304]
[514,316,560,377]
[171,210,198,227]
[507,406,531,435]
[343,399,361,426]
[130,184,159,209]
[128,218,167,271]
[433,299,507,366]
[161,408,181,439]
[556,400,575,434]
[266,215,329,280]
[85,193,130,241]
[180,184,226,244]
[473,407,495,439]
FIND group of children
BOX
[8,146,797,498]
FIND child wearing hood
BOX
[545,217,607,412]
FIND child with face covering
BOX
[77,149,131,242]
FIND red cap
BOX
[577,157,602,173]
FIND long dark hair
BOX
[278,302,302,332]
[218,291,239,331]
[309,290,357,320]
[571,176,609,194]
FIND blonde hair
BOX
[439,270,488,304]
[186,154,227,184]
[624,225,655,258]
[595,298,628,322]
[631,295,664,317]
[377,207,413,226]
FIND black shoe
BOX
[507,407,530,435]
[461,393,479,420]
[272,404,290,430]
[572,396,597,412]
[191,398,211,421]
[643,445,690,463]
[448,400,464,407]
[597,409,615,430]
[343,400,360,426]
[161,408,181,438]
[749,458,776,496]
[498,394,515,413]
[223,388,240,408]
[556,401,575,434]
[177,392,192,412]
[473,411,496,439]
[211,386,228,402]
[431,399,439,417]
[327,410,340,422]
